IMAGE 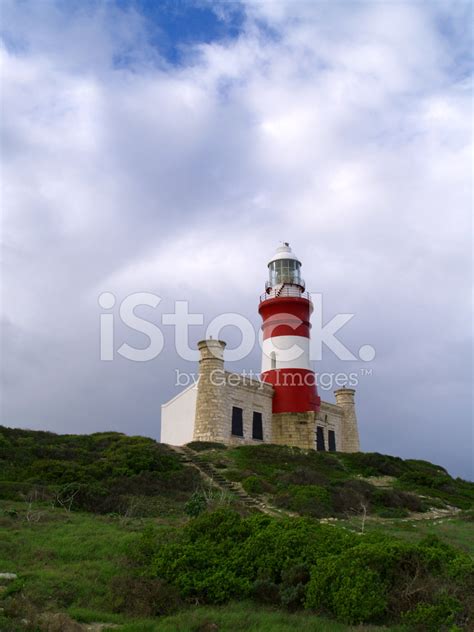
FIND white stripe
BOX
[261,335,311,372]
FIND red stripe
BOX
[258,296,313,341]
[261,368,321,413]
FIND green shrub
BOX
[403,595,462,631]
[185,491,207,518]
[144,509,356,605]
[275,485,332,517]
[305,556,387,624]
[242,476,264,495]
[329,478,374,515]
[280,564,310,610]
[339,452,406,477]
[280,582,306,611]
[251,579,280,604]
[371,487,422,512]
[0,481,39,501]
[148,510,253,603]
[298,485,330,514]
[399,470,452,490]
[278,465,329,486]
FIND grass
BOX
[346,515,474,555]
[0,500,171,613]
[66,603,405,631]
[142,602,404,631]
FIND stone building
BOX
[161,243,361,453]
[161,338,360,452]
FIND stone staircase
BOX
[171,445,282,517]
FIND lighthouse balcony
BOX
[260,286,310,302]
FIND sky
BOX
[1,0,472,479]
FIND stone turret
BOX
[334,388,360,452]
[193,339,227,442]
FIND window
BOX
[269,259,301,286]
[328,430,336,452]
[270,351,276,369]
[316,426,326,451]
[231,406,243,437]
[252,411,263,440]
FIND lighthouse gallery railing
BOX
[260,286,311,302]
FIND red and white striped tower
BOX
[258,243,321,414]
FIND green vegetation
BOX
[118,601,366,631]
[0,505,154,614]
[198,444,474,517]
[132,508,473,628]
[0,426,201,517]
[343,512,474,556]
[0,504,395,632]
[69,602,383,631]
[0,426,473,630]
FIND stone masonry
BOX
[271,411,318,449]
[193,339,228,442]
[334,388,360,452]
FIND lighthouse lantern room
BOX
[267,242,304,291]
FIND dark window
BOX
[271,352,276,369]
[328,430,336,452]
[316,426,326,451]
[252,411,263,440]
[231,406,243,437]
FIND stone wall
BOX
[334,388,360,452]
[224,372,274,446]
[318,401,344,452]
[271,411,317,449]
[271,404,347,452]
[193,339,228,442]
[193,339,274,444]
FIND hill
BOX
[0,425,473,631]
[184,441,474,519]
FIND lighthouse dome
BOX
[267,242,301,267]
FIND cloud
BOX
[1,0,472,478]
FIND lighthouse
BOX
[258,243,321,414]
[161,240,360,452]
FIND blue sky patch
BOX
[119,0,245,63]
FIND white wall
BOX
[261,335,310,371]
[160,384,197,446]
